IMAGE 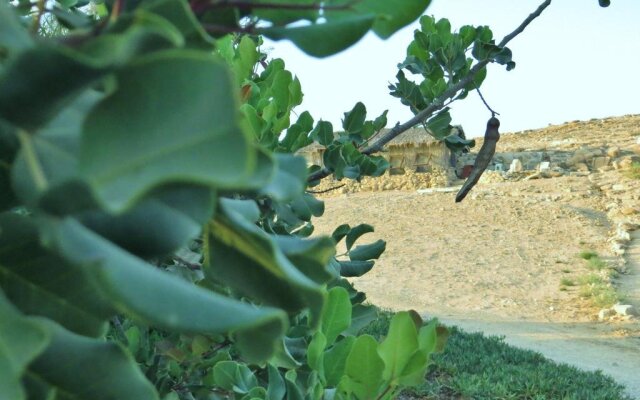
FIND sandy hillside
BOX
[312,114,640,396]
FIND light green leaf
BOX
[0,292,50,400]
[307,331,327,373]
[80,50,255,212]
[321,287,352,345]
[141,0,214,49]
[324,336,355,387]
[27,320,158,399]
[377,312,419,381]
[213,361,258,394]
[343,335,385,399]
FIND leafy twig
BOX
[307,0,552,183]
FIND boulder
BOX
[509,159,524,173]
[613,304,638,316]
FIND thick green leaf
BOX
[78,185,216,257]
[0,292,50,400]
[28,320,158,400]
[0,1,32,54]
[205,204,327,324]
[377,312,419,381]
[141,0,214,49]
[342,102,367,135]
[327,0,431,39]
[396,349,428,386]
[323,336,355,387]
[310,120,334,147]
[284,370,305,400]
[260,154,307,202]
[45,217,288,361]
[321,287,352,345]
[345,223,374,251]
[349,239,386,261]
[9,90,100,214]
[331,224,350,244]
[425,109,452,140]
[251,0,319,25]
[0,213,114,337]
[80,50,255,211]
[213,361,258,394]
[343,335,384,399]
[338,260,374,277]
[0,46,106,131]
[260,15,374,58]
[344,305,378,336]
[267,364,286,400]
[274,235,336,284]
[307,331,327,373]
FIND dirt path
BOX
[313,175,640,398]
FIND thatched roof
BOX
[296,126,440,154]
[386,127,436,146]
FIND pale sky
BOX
[266,0,640,138]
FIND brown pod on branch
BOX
[455,117,500,203]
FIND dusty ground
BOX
[312,116,640,397]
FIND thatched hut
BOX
[298,127,461,176]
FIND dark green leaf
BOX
[0,292,50,400]
[342,102,367,135]
[349,239,386,261]
[0,1,32,54]
[46,217,288,361]
[345,223,374,251]
[331,224,351,244]
[0,213,114,337]
[311,121,334,147]
[27,320,158,400]
[267,364,286,400]
[338,260,375,277]
[260,154,307,202]
[260,15,374,58]
[344,305,378,335]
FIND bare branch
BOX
[307,0,552,183]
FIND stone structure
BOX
[298,127,463,176]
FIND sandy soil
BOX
[312,175,640,397]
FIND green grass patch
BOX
[578,250,598,260]
[623,162,640,180]
[578,274,619,308]
[361,312,630,400]
[560,278,576,287]
[588,257,608,271]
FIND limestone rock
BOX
[509,159,523,173]
[612,304,638,316]
[606,146,620,158]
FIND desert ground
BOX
[312,115,640,397]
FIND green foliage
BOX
[0,0,438,398]
[359,315,632,400]
[579,250,599,260]
[389,15,514,148]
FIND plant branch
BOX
[306,183,345,194]
[307,0,552,183]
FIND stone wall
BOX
[311,168,454,196]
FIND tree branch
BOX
[307,0,552,183]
